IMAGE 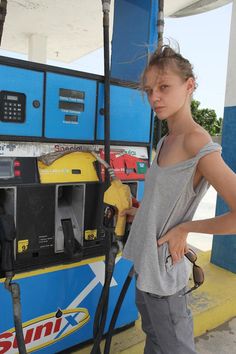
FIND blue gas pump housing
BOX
[0,58,152,144]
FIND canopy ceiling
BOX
[0,0,232,62]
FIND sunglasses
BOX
[182,248,205,296]
[166,248,204,296]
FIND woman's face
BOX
[143,65,194,120]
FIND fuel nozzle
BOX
[91,152,132,239]
[103,178,132,239]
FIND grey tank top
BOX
[122,135,222,296]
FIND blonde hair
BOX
[141,45,197,91]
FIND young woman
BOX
[121,46,236,354]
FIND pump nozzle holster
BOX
[0,214,16,273]
[103,179,131,238]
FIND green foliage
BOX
[153,99,223,147]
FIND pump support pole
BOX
[156,0,164,141]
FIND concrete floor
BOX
[195,317,236,354]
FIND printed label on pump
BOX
[18,239,29,253]
[99,149,149,181]
[84,229,97,240]
[0,141,148,159]
[0,308,90,353]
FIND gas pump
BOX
[0,63,150,353]
[0,1,158,353]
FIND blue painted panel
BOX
[137,181,145,201]
[44,73,97,140]
[97,83,151,142]
[111,0,158,82]
[0,257,137,353]
[211,106,236,272]
[0,65,43,137]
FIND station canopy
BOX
[0,0,232,63]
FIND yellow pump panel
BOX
[38,152,99,183]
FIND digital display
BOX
[59,88,85,100]
[64,115,78,123]
[59,101,84,112]
[7,95,18,101]
[0,160,13,178]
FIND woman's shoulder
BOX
[183,127,212,158]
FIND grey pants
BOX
[136,287,197,354]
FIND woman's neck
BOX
[166,108,195,136]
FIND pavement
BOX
[74,187,236,354]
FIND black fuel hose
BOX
[5,274,27,354]
[90,1,113,353]
[91,241,119,354]
[102,0,111,168]
[0,211,27,353]
[104,266,134,354]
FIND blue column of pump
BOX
[211,106,236,272]
[111,0,158,82]
[97,0,158,144]
[211,1,236,272]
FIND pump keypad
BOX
[0,91,26,123]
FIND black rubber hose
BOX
[92,273,112,354]
[9,281,27,354]
[92,229,112,352]
[91,242,119,354]
[92,2,112,345]
[103,9,110,169]
[104,266,134,354]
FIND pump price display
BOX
[59,88,85,100]
[59,101,84,113]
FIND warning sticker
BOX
[18,240,29,253]
[85,230,97,241]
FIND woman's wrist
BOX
[177,221,192,233]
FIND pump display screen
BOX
[7,95,18,101]
[0,159,14,178]
[59,88,85,100]
[64,114,78,123]
[59,101,84,113]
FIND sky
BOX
[0,2,233,118]
[164,3,233,118]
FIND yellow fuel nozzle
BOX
[90,151,132,239]
[103,179,132,239]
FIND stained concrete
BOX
[195,317,236,354]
